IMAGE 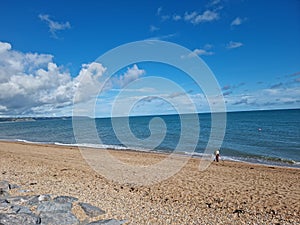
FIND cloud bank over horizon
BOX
[0,41,145,116]
[0,41,299,117]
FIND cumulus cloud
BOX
[113,64,145,88]
[172,15,181,21]
[184,10,219,24]
[226,41,243,49]
[232,98,248,105]
[74,62,107,103]
[207,0,221,7]
[181,45,214,58]
[223,85,300,110]
[231,17,246,27]
[0,41,145,116]
[0,42,74,115]
[39,14,71,38]
[193,48,214,56]
[0,42,11,53]
[184,11,197,21]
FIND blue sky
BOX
[0,0,299,117]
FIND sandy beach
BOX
[0,141,299,224]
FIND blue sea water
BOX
[0,109,299,168]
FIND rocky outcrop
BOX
[0,181,126,225]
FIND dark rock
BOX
[37,201,72,213]
[0,204,31,214]
[233,209,245,217]
[0,181,129,225]
[0,190,9,198]
[10,205,32,214]
[233,209,244,214]
[87,219,127,225]
[26,195,40,206]
[0,213,41,225]
[78,202,105,217]
[205,202,212,208]
[0,181,10,192]
[40,212,79,225]
[0,199,8,204]
[8,184,20,190]
[4,196,32,205]
[53,196,78,203]
[5,195,39,206]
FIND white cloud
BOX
[181,45,214,58]
[172,15,181,21]
[147,33,177,41]
[150,25,159,32]
[184,11,197,21]
[74,62,107,103]
[207,0,221,7]
[0,41,147,116]
[226,41,243,49]
[231,17,246,27]
[193,49,214,56]
[0,42,74,115]
[0,42,11,53]
[193,10,219,24]
[113,64,145,88]
[39,14,71,38]
[184,10,219,24]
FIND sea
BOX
[0,109,299,168]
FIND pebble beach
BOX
[0,141,299,224]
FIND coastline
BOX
[2,138,299,169]
[1,141,299,224]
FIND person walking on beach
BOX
[214,149,220,162]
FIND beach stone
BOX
[0,199,8,205]
[11,205,32,214]
[0,213,41,225]
[0,204,10,214]
[53,195,78,203]
[18,189,32,193]
[26,195,41,206]
[0,190,9,198]
[0,205,20,214]
[0,200,32,214]
[0,181,10,192]
[78,202,105,217]
[0,181,127,225]
[38,195,51,202]
[37,201,72,213]
[86,219,127,225]
[8,184,20,190]
[40,212,79,225]
[4,195,40,206]
[4,196,31,205]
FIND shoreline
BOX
[1,139,299,170]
